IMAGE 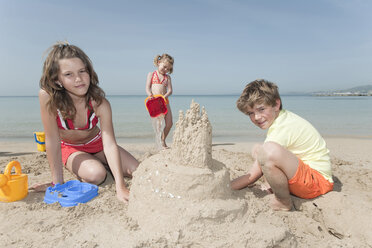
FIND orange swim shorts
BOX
[288,159,333,199]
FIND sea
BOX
[0,95,371,143]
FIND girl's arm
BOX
[38,89,64,184]
[145,72,153,97]
[95,98,129,202]
[163,75,173,98]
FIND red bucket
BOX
[145,95,168,118]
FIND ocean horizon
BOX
[1,95,371,143]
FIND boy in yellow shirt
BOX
[231,79,333,210]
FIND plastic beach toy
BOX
[44,180,98,207]
[34,131,46,152]
[0,161,28,202]
[145,95,168,118]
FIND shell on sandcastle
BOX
[128,100,246,232]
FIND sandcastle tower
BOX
[170,100,212,168]
[128,100,246,232]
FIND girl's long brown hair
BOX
[40,42,105,119]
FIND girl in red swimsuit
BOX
[32,42,139,202]
[145,54,174,148]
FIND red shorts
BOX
[61,132,103,165]
[288,159,333,199]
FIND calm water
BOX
[0,95,371,143]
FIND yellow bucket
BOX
[33,131,46,152]
[0,161,28,202]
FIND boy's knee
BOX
[251,143,263,158]
[262,142,283,164]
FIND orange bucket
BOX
[0,161,28,202]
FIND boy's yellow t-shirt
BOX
[265,109,333,182]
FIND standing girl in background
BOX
[34,42,138,202]
[145,54,174,148]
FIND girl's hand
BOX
[29,182,54,192]
[116,184,130,202]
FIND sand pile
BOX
[128,100,246,232]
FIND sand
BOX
[1,103,372,247]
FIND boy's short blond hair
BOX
[236,79,282,114]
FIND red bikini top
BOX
[56,100,98,130]
[151,71,168,87]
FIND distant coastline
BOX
[314,92,372,96]
[313,84,372,97]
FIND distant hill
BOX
[342,85,372,93]
[314,85,372,96]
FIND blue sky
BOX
[1,0,371,96]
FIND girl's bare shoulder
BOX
[38,89,51,105]
[92,97,110,113]
[147,71,154,78]
[38,89,50,98]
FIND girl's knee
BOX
[124,159,139,175]
[83,167,107,185]
[119,148,139,174]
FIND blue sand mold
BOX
[44,180,98,207]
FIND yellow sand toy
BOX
[34,131,46,152]
[0,161,28,202]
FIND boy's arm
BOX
[231,160,263,190]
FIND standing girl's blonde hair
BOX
[153,54,174,74]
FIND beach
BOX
[2,0,372,246]
[1,136,371,247]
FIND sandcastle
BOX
[128,100,246,232]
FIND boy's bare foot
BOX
[270,195,292,211]
[260,183,273,194]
